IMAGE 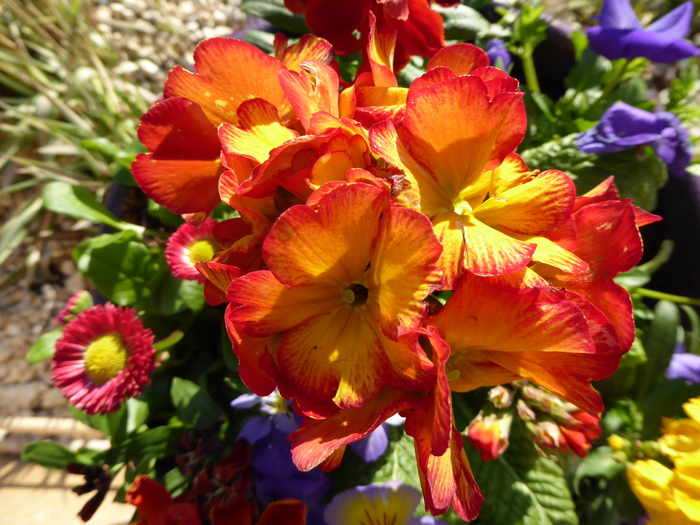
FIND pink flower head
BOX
[55,290,93,325]
[51,304,157,415]
[165,218,222,283]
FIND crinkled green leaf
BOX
[74,231,166,308]
[520,134,593,173]
[467,419,578,525]
[330,426,420,496]
[170,377,223,430]
[435,4,494,41]
[155,274,205,315]
[568,148,668,210]
[27,327,62,364]
[573,446,626,494]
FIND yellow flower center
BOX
[188,238,218,264]
[84,333,129,385]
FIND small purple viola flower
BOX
[324,481,448,525]
[232,391,330,507]
[485,39,512,71]
[576,102,692,175]
[587,0,699,63]
[667,341,700,383]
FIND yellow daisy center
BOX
[84,333,129,385]
[188,238,218,264]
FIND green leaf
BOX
[520,134,593,173]
[568,148,668,211]
[614,268,651,290]
[163,467,190,497]
[127,426,181,460]
[125,398,150,434]
[467,420,578,525]
[27,327,62,364]
[573,446,625,494]
[635,300,680,400]
[170,377,223,430]
[370,429,422,490]
[74,231,166,307]
[601,398,644,435]
[681,305,700,355]
[22,442,76,469]
[435,4,492,41]
[241,0,309,34]
[155,275,205,314]
[41,181,144,234]
[618,337,647,368]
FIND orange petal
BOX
[225,307,278,396]
[426,43,489,76]
[473,170,576,235]
[132,156,223,215]
[262,184,386,287]
[367,13,399,88]
[290,388,421,471]
[228,270,342,336]
[404,410,483,521]
[274,33,333,71]
[164,38,288,127]
[279,307,387,409]
[367,206,443,339]
[401,76,524,199]
[218,99,298,164]
[463,215,536,276]
[279,61,340,131]
[431,212,465,289]
[133,97,223,214]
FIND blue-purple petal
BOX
[667,352,700,383]
[230,392,262,409]
[598,0,641,30]
[349,424,389,462]
[646,1,694,39]
[588,27,699,62]
[485,39,512,70]
[255,470,330,506]
[239,415,272,444]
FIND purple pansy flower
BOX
[588,0,699,63]
[485,39,512,71]
[667,341,700,383]
[231,391,330,508]
[324,481,448,525]
[576,102,692,175]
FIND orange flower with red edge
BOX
[229,183,442,410]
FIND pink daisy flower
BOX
[51,304,157,415]
[165,218,221,283]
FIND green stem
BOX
[521,47,541,95]
[637,288,700,306]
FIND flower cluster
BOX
[467,381,602,461]
[627,398,700,524]
[130,17,658,519]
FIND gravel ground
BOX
[0,0,246,420]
